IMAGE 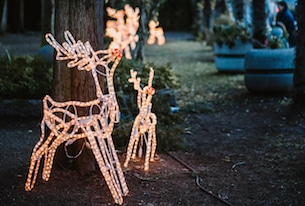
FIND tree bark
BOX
[0,0,7,33]
[233,0,244,21]
[213,0,228,18]
[203,0,212,29]
[8,0,24,33]
[53,0,104,175]
[41,0,54,45]
[293,1,305,105]
[252,0,266,48]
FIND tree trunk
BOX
[134,4,146,61]
[41,0,54,45]
[8,0,24,33]
[293,1,305,105]
[213,0,228,18]
[0,0,7,33]
[53,0,104,175]
[203,0,212,29]
[233,0,244,21]
[252,0,266,48]
[203,0,212,45]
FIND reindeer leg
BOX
[144,131,152,171]
[150,125,157,162]
[31,117,47,153]
[25,154,42,191]
[41,121,67,181]
[124,122,139,168]
[94,120,128,195]
[42,132,68,181]
[84,124,123,205]
[131,124,141,160]
[149,114,157,162]
[123,134,134,168]
[43,122,84,181]
[41,131,56,181]
[103,133,128,196]
[25,127,52,191]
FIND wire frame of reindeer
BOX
[24,31,128,205]
[124,67,157,171]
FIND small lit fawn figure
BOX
[24,31,128,205]
[124,68,157,171]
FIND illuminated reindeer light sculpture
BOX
[124,68,157,171]
[25,31,128,205]
[106,4,140,59]
[147,20,165,46]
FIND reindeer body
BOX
[124,68,157,171]
[147,20,165,45]
[25,31,128,205]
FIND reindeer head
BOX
[46,31,121,71]
[45,30,122,101]
[129,68,155,109]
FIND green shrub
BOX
[0,55,52,99]
[213,15,252,48]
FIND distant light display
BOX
[106,4,165,59]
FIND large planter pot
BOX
[244,48,295,93]
[214,41,252,73]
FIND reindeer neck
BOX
[107,68,115,96]
[92,67,115,101]
[106,57,120,98]
[92,69,103,99]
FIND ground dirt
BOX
[0,33,305,206]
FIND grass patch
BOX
[144,41,247,112]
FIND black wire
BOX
[167,152,234,206]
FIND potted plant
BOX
[213,15,252,73]
[244,26,295,93]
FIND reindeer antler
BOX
[128,68,156,109]
[128,70,141,91]
[143,68,155,96]
[45,31,121,72]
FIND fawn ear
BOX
[106,7,117,17]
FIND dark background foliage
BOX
[0,55,52,99]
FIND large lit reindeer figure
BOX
[25,31,128,205]
[124,68,157,171]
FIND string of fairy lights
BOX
[25,31,128,205]
[106,4,165,59]
[124,68,157,171]
[25,4,164,205]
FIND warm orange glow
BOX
[25,31,128,205]
[124,68,157,171]
[106,4,166,59]
[147,20,165,45]
[106,4,140,59]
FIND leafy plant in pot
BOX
[244,26,295,93]
[213,15,252,73]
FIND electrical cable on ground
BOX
[167,152,234,206]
